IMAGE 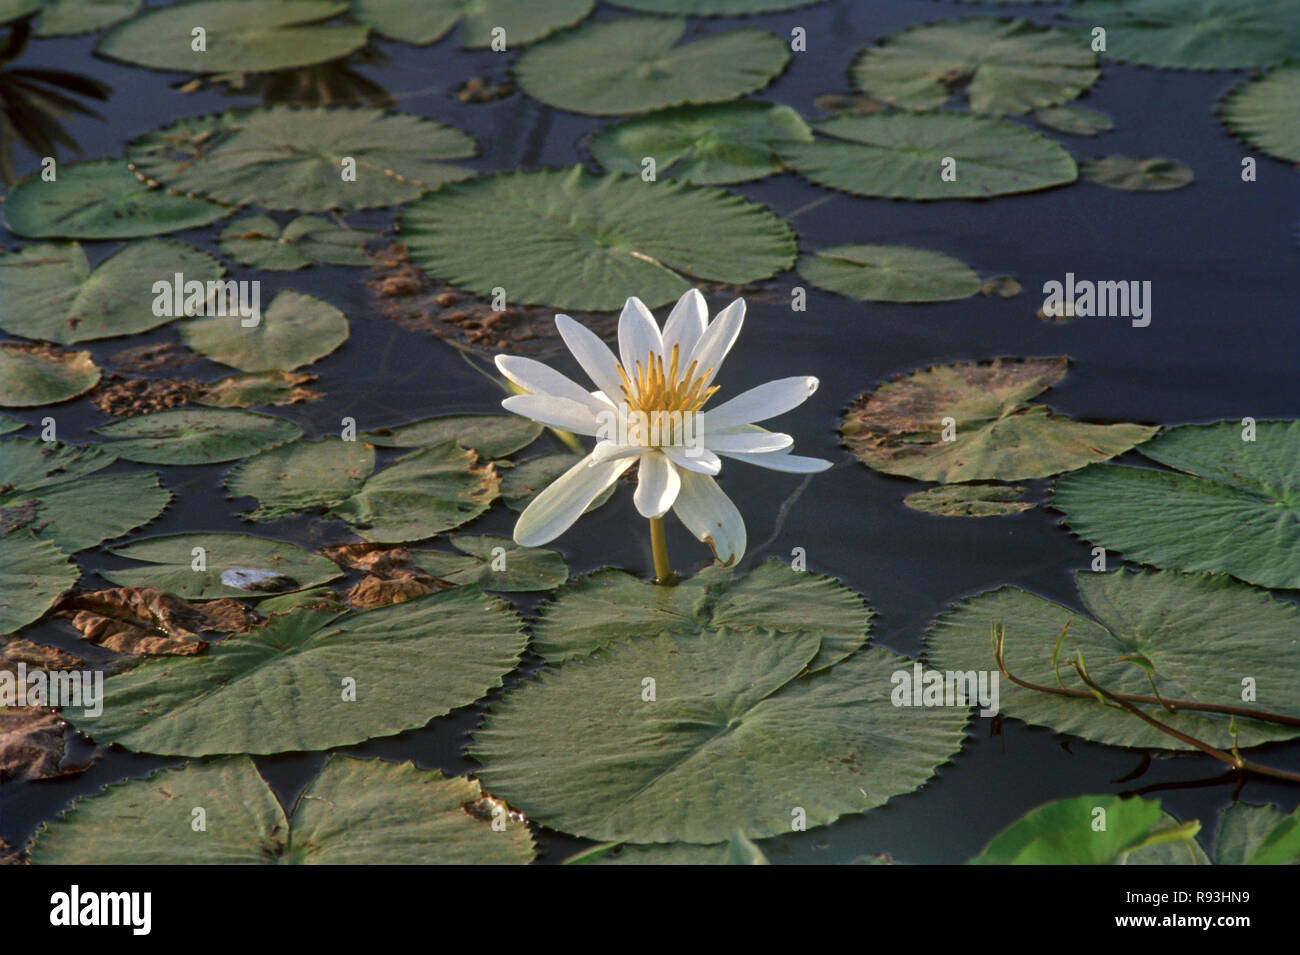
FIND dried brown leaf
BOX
[54,587,258,656]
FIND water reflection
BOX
[176,48,395,109]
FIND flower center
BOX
[618,344,718,415]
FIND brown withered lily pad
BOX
[197,370,323,408]
[457,76,518,103]
[90,376,205,417]
[105,342,197,374]
[0,838,25,865]
[54,587,258,656]
[320,543,452,609]
[0,637,93,784]
[903,483,1036,517]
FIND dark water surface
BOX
[2,0,1298,863]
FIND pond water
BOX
[2,0,1298,863]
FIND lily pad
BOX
[0,414,25,434]
[128,107,476,212]
[30,0,140,37]
[28,756,535,864]
[1221,65,1300,163]
[0,342,99,407]
[1081,156,1194,191]
[362,414,541,458]
[609,0,822,11]
[225,437,376,521]
[850,18,1098,116]
[473,639,966,844]
[352,0,592,47]
[779,113,1077,200]
[1052,420,1300,590]
[398,166,796,310]
[1213,802,1300,865]
[501,452,615,512]
[841,357,1157,483]
[0,531,79,633]
[219,215,377,270]
[927,569,1300,751]
[797,245,980,303]
[1034,105,1114,137]
[100,531,342,599]
[533,559,872,671]
[69,587,525,755]
[94,408,301,465]
[515,18,789,116]
[181,289,348,372]
[578,833,771,865]
[588,101,813,185]
[97,0,368,73]
[409,535,568,592]
[1,159,230,239]
[0,240,223,344]
[196,370,321,408]
[903,484,1034,517]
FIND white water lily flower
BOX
[494,289,832,566]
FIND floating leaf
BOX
[1052,420,1300,590]
[100,532,342,599]
[0,531,79,632]
[363,413,541,458]
[70,587,525,755]
[353,0,592,47]
[589,101,812,185]
[533,559,871,671]
[128,107,475,212]
[515,18,789,116]
[1,158,230,239]
[399,166,796,310]
[29,756,534,863]
[97,0,368,73]
[812,93,887,116]
[0,240,223,344]
[182,289,348,372]
[54,587,256,656]
[1213,803,1300,865]
[850,18,1098,116]
[928,569,1300,751]
[94,408,300,464]
[1034,105,1113,137]
[218,215,377,270]
[226,437,375,520]
[473,639,965,844]
[609,0,823,11]
[0,342,99,407]
[779,113,1077,199]
[196,370,321,408]
[841,357,1157,483]
[1081,156,1193,191]
[903,484,1034,517]
[1221,65,1300,163]
[501,452,615,512]
[0,414,25,434]
[30,0,140,37]
[798,245,980,303]
[0,0,42,25]
[409,535,568,592]
[980,275,1022,298]
[582,833,771,865]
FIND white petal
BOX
[591,440,647,464]
[502,394,605,436]
[685,297,745,386]
[661,289,707,359]
[672,469,746,566]
[513,453,633,547]
[719,449,834,473]
[495,354,608,412]
[617,296,663,383]
[702,376,819,430]
[555,314,626,402]
[663,445,722,475]
[703,430,794,453]
[633,450,681,518]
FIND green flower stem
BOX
[649,517,671,584]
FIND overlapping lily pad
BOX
[1052,420,1300,590]
[0,342,99,406]
[0,530,79,632]
[1221,65,1300,164]
[850,18,1098,116]
[1213,802,1300,865]
[363,414,541,458]
[609,0,822,11]
[0,414,25,434]
[353,0,592,47]
[219,215,377,270]
[196,370,321,408]
[399,166,796,310]
[94,408,301,464]
[182,289,348,372]
[409,535,568,592]
[0,240,222,343]
[1081,156,1194,191]
[69,587,525,755]
[225,437,374,520]
[588,101,813,185]
[903,484,1034,517]
[798,245,980,303]
[515,18,789,115]
[927,569,1300,751]
[29,756,535,864]
[1034,105,1113,137]
[779,114,1077,199]
[27,0,140,37]
[842,357,1157,483]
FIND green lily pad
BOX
[0,0,41,26]
[473,639,966,844]
[842,357,1157,483]
[0,414,25,434]
[501,452,615,512]
[409,535,568,592]
[70,587,525,755]
[798,245,980,303]
[576,833,771,865]
[28,756,535,864]
[181,289,348,372]
[1213,802,1300,865]
[29,0,140,36]
[219,215,378,270]
[128,107,476,212]
[1221,65,1300,164]
[94,408,301,464]
[362,414,541,458]
[97,0,368,73]
[779,113,1077,199]
[609,0,822,11]
[589,101,813,185]
[195,370,321,408]
[1034,105,1114,137]
[0,240,223,344]
[226,437,375,521]
[1052,420,1300,590]
[0,530,79,633]
[533,559,872,671]
[398,166,796,310]
[1,159,230,239]
[851,18,1098,116]
[927,569,1300,751]
[0,342,99,407]
[970,794,1202,865]
[515,17,789,116]
[1081,156,1194,191]
[100,531,342,599]
[352,0,592,47]
[903,484,1034,517]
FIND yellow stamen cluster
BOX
[618,344,718,414]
